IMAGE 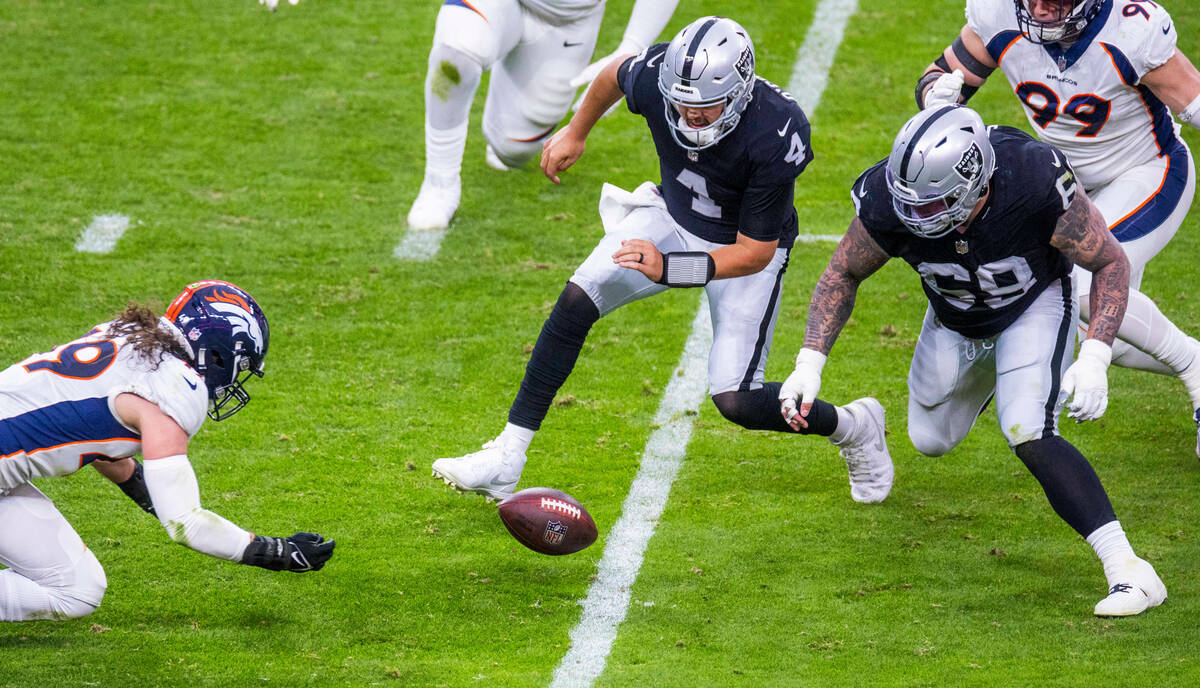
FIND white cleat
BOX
[406,176,461,230]
[484,144,511,172]
[834,397,894,504]
[431,439,525,502]
[1094,557,1167,617]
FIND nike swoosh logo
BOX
[855,181,868,199]
[777,118,792,137]
[646,53,662,69]
[290,550,311,570]
[563,40,584,48]
[183,376,197,390]
[1163,24,1171,35]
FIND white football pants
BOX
[0,483,107,621]
[570,182,789,396]
[908,277,1077,456]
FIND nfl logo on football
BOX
[543,520,568,545]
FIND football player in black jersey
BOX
[780,104,1165,617]
[432,16,894,507]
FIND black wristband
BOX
[657,251,715,288]
[952,36,995,80]
[916,69,944,108]
[241,535,289,571]
[116,461,156,516]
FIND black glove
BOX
[116,461,156,516]
[241,532,335,572]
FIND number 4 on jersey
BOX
[784,132,807,166]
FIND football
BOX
[497,487,598,556]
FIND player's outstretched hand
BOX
[259,0,300,11]
[569,51,625,119]
[779,348,827,430]
[541,127,586,183]
[612,239,662,281]
[924,69,964,108]
[242,532,335,572]
[1062,339,1112,422]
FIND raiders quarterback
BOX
[431,16,895,508]
[918,0,1200,457]
[781,104,1165,617]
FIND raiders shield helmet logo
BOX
[954,143,983,181]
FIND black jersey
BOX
[617,44,812,249]
[855,126,1077,340]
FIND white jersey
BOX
[0,319,207,492]
[968,0,1182,188]
[518,0,603,24]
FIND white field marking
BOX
[796,234,845,243]
[393,227,448,261]
[74,214,132,254]
[550,294,712,688]
[788,0,859,116]
[551,2,859,687]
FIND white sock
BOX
[422,44,482,182]
[1085,520,1136,587]
[829,406,855,444]
[501,422,535,455]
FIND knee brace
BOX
[711,384,837,435]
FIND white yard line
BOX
[550,3,858,686]
[74,214,132,254]
[393,227,448,261]
[796,233,845,243]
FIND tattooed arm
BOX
[1049,188,1130,346]
[802,217,892,355]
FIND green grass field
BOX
[1,1,1198,686]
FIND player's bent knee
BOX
[51,550,107,619]
[908,425,955,457]
[483,135,540,169]
[710,391,750,426]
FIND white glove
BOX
[924,69,964,108]
[779,348,827,430]
[259,0,299,11]
[1062,338,1112,422]
[569,49,631,118]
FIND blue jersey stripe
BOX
[1100,42,1138,86]
[985,30,1023,64]
[0,397,139,458]
[1110,141,1190,242]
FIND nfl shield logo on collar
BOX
[956,239,968,254]
[688,150,699,162]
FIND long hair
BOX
[107,303,191,370]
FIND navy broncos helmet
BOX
[1014,0,1105,44]
[166,280,269,421]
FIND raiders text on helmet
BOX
[885,105,997,239]
[657,16,756,150]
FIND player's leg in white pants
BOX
[1078,140,1200,451]
[481,6,601,169]
[0,483,107,621]
[907,306,999,457]
[408,0,523,230]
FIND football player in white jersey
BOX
[405,0,679,231]
[916,0,1200,456]
[0,281,334,622]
